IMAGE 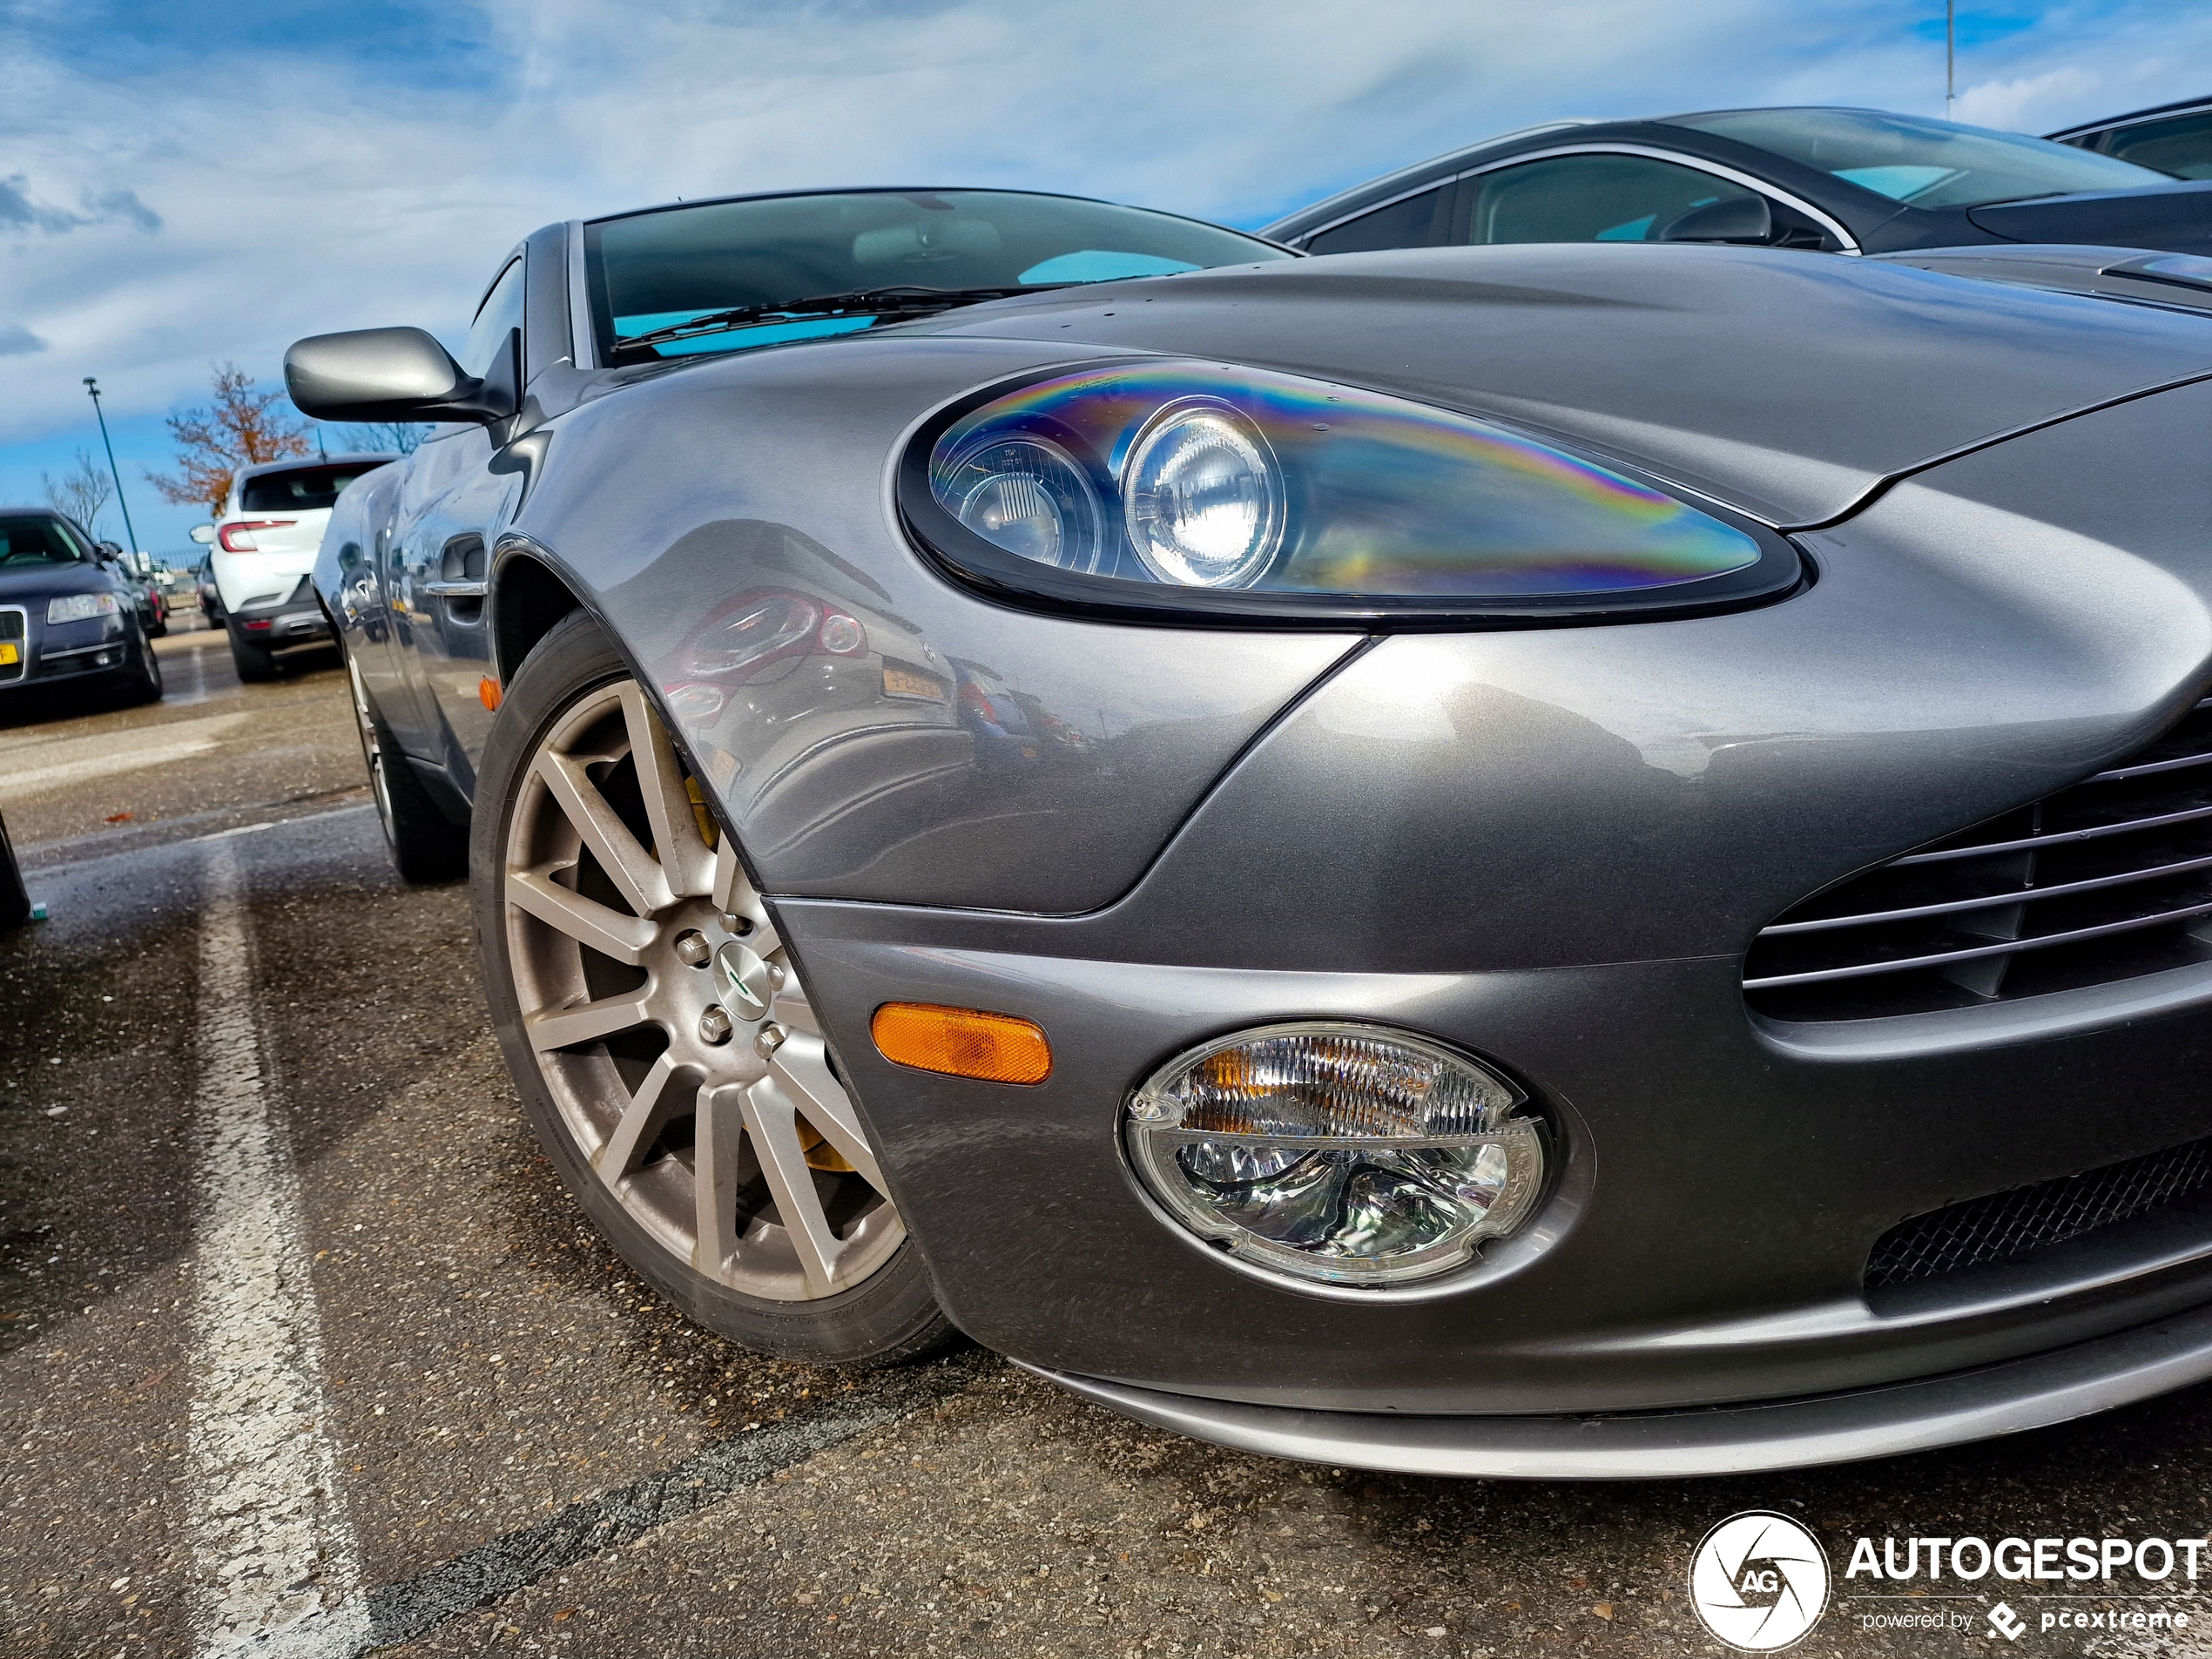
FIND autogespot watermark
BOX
[1689,1512,2206,1649]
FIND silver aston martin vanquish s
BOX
[288,188,2212,1478]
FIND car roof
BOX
[233,453,398,484]
[2047,94,2212,141]
[1259,105,2015,240]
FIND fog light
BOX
[1123,1022,1544,1286]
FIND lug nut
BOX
[723,913,753,936]
[674,930,711,968]
[753,1022,786,1058]
[767,962,786,987]
[698,1006,734,1045]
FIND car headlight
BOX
[901,360,1797,624]
[1123,1022,1546,1286]
[47,593,121,624]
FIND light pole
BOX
[1946,0,1956,118]
[82,378,141,557]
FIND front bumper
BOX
[1019,1298,2212,1478]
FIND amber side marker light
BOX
[872,1002,1051,1084]
[479,676,503,711]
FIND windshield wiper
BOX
[612,284,1073,354]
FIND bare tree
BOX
[145,363,312,513]
[41,448,114,536]
[334,421,428,456]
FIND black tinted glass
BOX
[239,466,377,513]
[586,190,1288,360]
[1305,187,1447,254]
[0,516,87,566]
[2099,112,2212,180]
[1466,155,1756,244]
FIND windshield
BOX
[586,189,1289,361]
[239,464,381,513]
[1669,108,2175,208]
[0,515,90,568]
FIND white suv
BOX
[191,453,395,681]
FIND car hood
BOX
[919,242,2212,525]
[0,564,114,603]
[1967,179,2212,260]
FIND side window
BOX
[459,258,525,379]
[1303,185,1450,256]
[2101,113,2212,180]
[1463,155,1760,245]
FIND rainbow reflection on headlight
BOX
[927,361,1761,597]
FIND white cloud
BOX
[1956,67,2114,132]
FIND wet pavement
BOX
[3,623,2211,1658]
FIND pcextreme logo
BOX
[1689,1511,1833,1651]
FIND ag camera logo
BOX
[1689,1511,1831,1651]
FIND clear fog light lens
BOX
[1124,1022,1544,1285]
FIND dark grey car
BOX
[288,186,2212,1479]
[1261,105,2212,259]
[2051,95,2212,179]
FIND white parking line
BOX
[186,839,369,1657]
[0,711,252,799]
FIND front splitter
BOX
[1015,1299,2212,1479]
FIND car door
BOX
[382,253,529,790]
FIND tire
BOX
[113,633,163,706]
[473,610,954,1366]
[227,617,277,683]
[0,811,30,931]
[345,648,468,883]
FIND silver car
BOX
[289,187,2212,1478]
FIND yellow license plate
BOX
[0,642,17,666]
[881,664,945,702]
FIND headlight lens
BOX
[1123,401,1284,588]
[907,360,1796,624]
[944,433,1104,573]
[47,592,120,624]
[1124,1022,1545,1286]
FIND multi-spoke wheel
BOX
[474,612,950,1362]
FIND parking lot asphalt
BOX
[4,623,2212,1659]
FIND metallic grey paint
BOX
[310,227,2212,1474]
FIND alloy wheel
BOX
[502,677,903,1301]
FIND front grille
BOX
[1866,1136,2212,1289]
[0,608,23,685]
[1746,696,2212,1020]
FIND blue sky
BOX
[4,0,2209,557]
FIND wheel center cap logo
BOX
[712,940,775,1022]
[1689,1511,1830,1651]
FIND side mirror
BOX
[283,327,516,425]
[189,523,216,545]
[97,540,124,562]
[1658,194,1777,246]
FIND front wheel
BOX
[114,634,163,706]
[472,611,952,1365]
